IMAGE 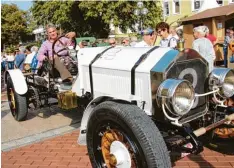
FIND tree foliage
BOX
[79,1,162,32]
[31,1,162,38]
[1,4,27,46]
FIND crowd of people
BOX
[1,22,234,80]
[131,22,234,72]
[1,45,39,72]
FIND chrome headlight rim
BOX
[209,68,234,98]
[222,69,234,98]
[171,80,195,116]
[157,79,195,117]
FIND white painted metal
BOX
[77,46,172,145]
[7,69,28,95]
[77,46,171,115]
[110,141,131,168]
[77,104,94,145]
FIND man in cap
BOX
[134,28,156,47]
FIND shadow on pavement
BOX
[26,103,83,128]
[171,152,215,168]
[204,138,234,155]
[2,82,82,126]
[187,155,215,168]
[171,136,234,167]
[1,109,10,119]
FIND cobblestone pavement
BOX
[1,130,234,168]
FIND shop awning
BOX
[181,4,234,24]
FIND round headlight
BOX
[172,82,195,115]
[209,68,234,98]
[222,70,234,97]
[157,79,195,116]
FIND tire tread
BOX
[87,101,171,168]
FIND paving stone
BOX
[2,92,234,168]
[3,130,234,168]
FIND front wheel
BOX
[87,101,171,168]
[7,76,28,121]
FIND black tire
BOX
[87,101,171,168]
[7,77,28,121]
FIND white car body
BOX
[73,46,172,116]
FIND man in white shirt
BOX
[155,22,178,48]
[24,46,38,64]
[134,28,156,47]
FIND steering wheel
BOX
[52,35,77,57]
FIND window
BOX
[191,0,203,11]
[173,0,180,14]
[216,0,223,5]
[164,1,169,16]
[194,0,201,10]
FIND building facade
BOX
[162,0,234,26]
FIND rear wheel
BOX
[87,101,171,168]
[7,77,28,121]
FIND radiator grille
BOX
[166,59,208,123]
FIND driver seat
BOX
[49,68,61,78]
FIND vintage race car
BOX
[6,43,234,167]
[75,46,234,168]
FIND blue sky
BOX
[1,0,33,11]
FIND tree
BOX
[31,1,162,38]
[1,4,27,48]
[31,1,110,38]
[79,1,162,32]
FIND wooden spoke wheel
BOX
[100,127,139,168]
[86,101,171,168]
[9,88,16,116]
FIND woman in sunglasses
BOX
[155,22,177,48]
